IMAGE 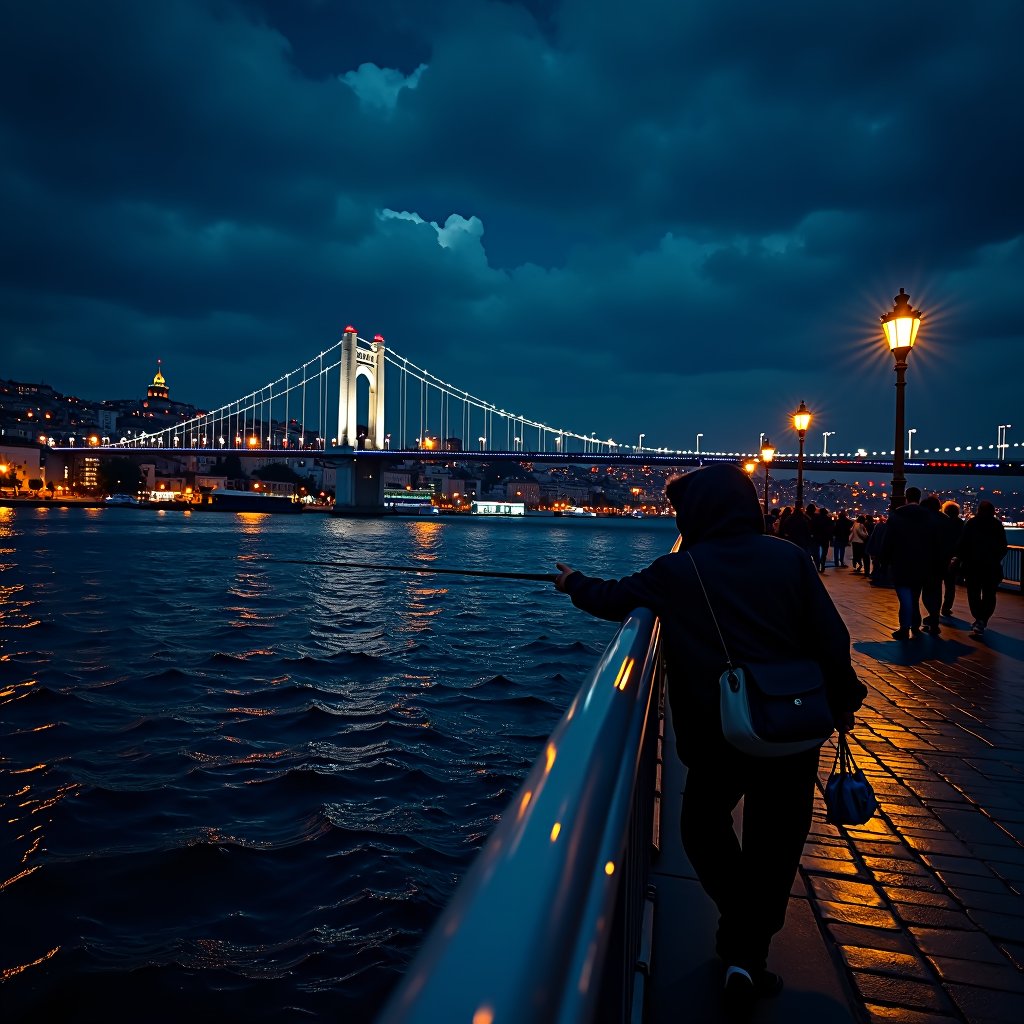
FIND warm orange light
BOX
[880,287,922,352]
[247,436,259,448]
[550,822,562,842]
[472,1008,494,1024]
[744,461,757,475]
[604,861,615,876]
[793,400,811,434]
[613,658,634,691]
[760,440,775,463]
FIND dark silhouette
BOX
[851,515,870,574]
[956,501,1008,638]
[938,501,965,616]
[832,511,853,568]
[880,486,940,640]
[552,464,865,1014]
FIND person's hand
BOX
[554,563,576,592]
[835,711,855,734]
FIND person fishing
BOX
[551,463,866,1016]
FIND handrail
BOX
[1001,544,1022,590]
[377,608,664,1024]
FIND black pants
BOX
[680,746,819,972]
[966,566,1002,625]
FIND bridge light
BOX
[344,325,357,334]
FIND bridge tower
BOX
[337,327,386,449]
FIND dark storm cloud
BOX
[2,0,1022,453]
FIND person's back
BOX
[957,501,1007,638]
[882,500,937,584]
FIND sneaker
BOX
[723,968,755,1018]
[970,624,985,638]
[891,629,909,641]
[940,607,953,617]
[722,966,784,1017]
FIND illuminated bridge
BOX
[71,326,1020,476]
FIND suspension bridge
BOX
[85,328,1019,475]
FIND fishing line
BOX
[253,556,556,582]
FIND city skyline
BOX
[2,2,1022,454]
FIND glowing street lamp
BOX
[696,433,703,460]
[907,427,917,457]
[760,438,775,515]
[997,424,1011,460]
[822,430,835,456]
[880,287,923,509]
[638,432,645,451]
[792,400,811,509]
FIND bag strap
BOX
[686,551,733,670]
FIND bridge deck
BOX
[648,568,1024,1023]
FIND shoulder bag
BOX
[687,552,834,758]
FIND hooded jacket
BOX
[563,463,865,763]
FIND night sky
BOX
[3,1,1022,456]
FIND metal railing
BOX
[377,608,665,1024]
[1002,544,1022,591]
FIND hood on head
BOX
[667,463,765,546]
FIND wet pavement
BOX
[648,566,1023,1023]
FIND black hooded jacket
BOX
[563,464,866,763]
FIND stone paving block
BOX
[811,876,887,907]
[890,817,949,833]
[827,923,918,954]
[989,861,1024,884]
[946,982,1024,1024]
[840,945,931,980]
[903,834,975,857]
[851,972,955,1014]
[863,856,931,875]
[965,909,1024,943]
[804,856,862,877]
[871,870,946,892]
[817,899,901,930]
[1000,941,1024,972]
[909,927,1008,964]
[935,869,1013,894]
[885,886,959,909]
[927,956,1024,992]
[892,904,976,929]
[863,1005,960,1024]
[970,842,1024,866]
[952,889,1024,915]
[921,853,1000,876]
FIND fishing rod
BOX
[254,556,556,582]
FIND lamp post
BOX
[822,430,835,456]
[907,427,917,457]
[760,438,775,515]
[638,432,645,452]
[478,435,486,451]
[792,400,811,509]
[880,287,923,509]
[696,433,703,460]
[998,424,1011,460]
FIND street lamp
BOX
[792,401,811,509]
[638,432,645,452]
[696,433,703,460]
[760,438,775,515]
[880,287,923,509]
[998,424,1011,460]
[907,427,917,456]
[479,435,486,451]
[822,430,835,456]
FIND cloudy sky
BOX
[3,0,1022,456]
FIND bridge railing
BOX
[377,607,665,1024]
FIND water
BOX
[0,507,676,1023]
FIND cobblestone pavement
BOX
[804,567,1024,1024]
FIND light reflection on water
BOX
[0,507,676,1022]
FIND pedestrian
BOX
[779,503,814,562]
[832,510,853,568]
[865,516,886,584]
[552,464,866,1015]
[920,495,947,636]
[880,486,940,640]
[850,515,870,573]
[811,507,832,573]
[956,500,1008,638]
[938,501,965,617]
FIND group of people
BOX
[551,464,1010,1017]
[765,491,1009,639]
[769,504,876,575]
[879,486,1008,640]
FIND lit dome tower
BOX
[147,359,170,403]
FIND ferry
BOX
[202,488,303,513]
[104,493,143,507]
[554,506,597,518]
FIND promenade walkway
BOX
[649,568,1023,1024]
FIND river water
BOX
[0,507,677,1023]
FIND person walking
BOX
[881,486,939,640]
[850,515,870,573]
[956,500,1008,638]
[811,507,832,573]
[832,510,853,568]
[779,503,814,561]
[552,464,865,1016]
[938,501,965,617]
[920,495,948,636]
